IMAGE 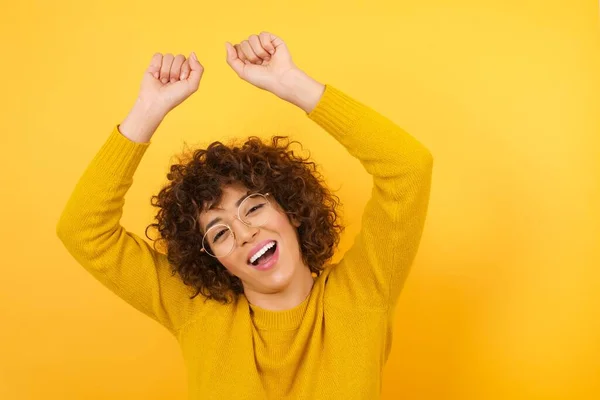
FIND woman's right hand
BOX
[139,52,204,116]
[120,52,204,143]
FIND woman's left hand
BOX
[225,32,301,99]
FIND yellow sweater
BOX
[56,85,433,399]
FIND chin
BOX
[259,258,295,288]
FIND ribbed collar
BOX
[247,285,313,331]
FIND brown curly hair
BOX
[145,135,344,305]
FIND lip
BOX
[250,244,279,271]
[247,239,277,264]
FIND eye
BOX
[246,203,265,215]
[213,228,228,242]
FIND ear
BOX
[291,216,301,228]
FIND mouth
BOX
[247,240,278,268]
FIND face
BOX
[199,183,306,294]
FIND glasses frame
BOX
[200,192,272,258]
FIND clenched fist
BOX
[119,52,204,143]
[138,52,204,117]
[225,32,301,100]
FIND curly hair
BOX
[145,135,344,305]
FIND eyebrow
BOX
[203,191,252,233]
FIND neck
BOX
[243,264,315,311]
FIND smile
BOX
[247,241,279,270]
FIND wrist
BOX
[277,69,325,114]
[119,99,166,143]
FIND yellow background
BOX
[1,0,598,399]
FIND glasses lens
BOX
[239,194,270,227]
[202,224,235,257]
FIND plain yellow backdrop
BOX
[1,0,598,399]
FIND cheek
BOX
[217,257,235,271]
[272,215,301,254]
[218,257,246,279]
[271,213,297,236]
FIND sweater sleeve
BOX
[56,126,201,335]
[307,85,433,312]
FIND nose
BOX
[231,217,258,246]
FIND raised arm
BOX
[225,32,433,312]
[56,52,207,335]
[278,70,434,312]
[305,84,433,312]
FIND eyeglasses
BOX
[200,193,272,258]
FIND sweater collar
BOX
[247,284,313,330]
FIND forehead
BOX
[202,183,251,212]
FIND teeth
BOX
[249,242,276,264]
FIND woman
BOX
[57,32,433,399]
